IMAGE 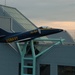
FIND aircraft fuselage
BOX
[0,27,63,43]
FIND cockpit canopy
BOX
[39,26,52,29]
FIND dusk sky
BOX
[0,0,75,39]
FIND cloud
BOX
[32,20,75,30]
[1,0,75,22]
[14,0,75,21]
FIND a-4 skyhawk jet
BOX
[0,26,63,43]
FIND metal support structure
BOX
[16,41,36,75]
[30,40,36,75]
[16,38,65,75]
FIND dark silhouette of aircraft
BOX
[0,26,63,43]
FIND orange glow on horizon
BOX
[32,20,75,30]
[32,20,75,39]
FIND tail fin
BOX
[0,28,10,38]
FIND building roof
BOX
[0,5,37,31]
